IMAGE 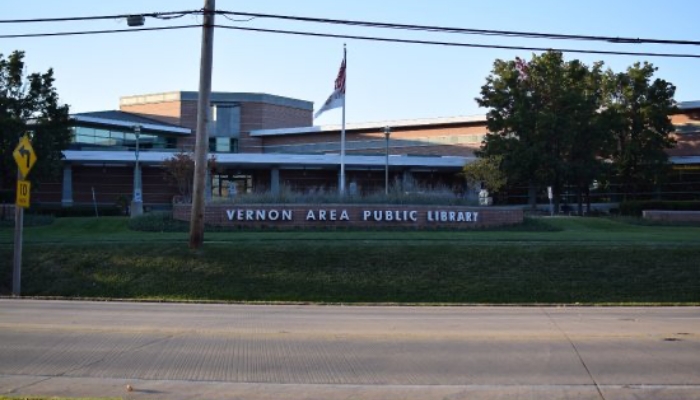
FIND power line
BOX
[0,25,199,39]
[2,9,700,59]
[219,10,700,47]
[215,25,700,59]
[2,8,699,48]
[3,22,700,59]
[0,10,200,24]
[221,14,256,23]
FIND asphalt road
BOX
[0,299,698,400]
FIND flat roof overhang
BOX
[62,151,473,170]
[71,115,191,135]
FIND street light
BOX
[384,126,391,195]
[126,14,144,216]
[130,125,143,218]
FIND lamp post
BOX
[384,126,391,195]
[131,125,143,217]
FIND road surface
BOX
[0,299,698,399]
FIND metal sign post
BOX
[12,134,38,296]
[12,170,24,296]
[547,186,554,216]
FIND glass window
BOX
[94,129,110,138]
[209,137,233,152]
[216,137,230,152]
[72,125,181,150]
[110,131,125,147]
[75,133,95,144]
[94,137,115,146]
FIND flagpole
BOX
[340,45,347,196]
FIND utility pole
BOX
[189,0,215,249]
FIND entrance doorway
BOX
[213,173,252,199]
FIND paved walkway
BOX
[0,300,699,399]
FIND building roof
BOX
[679,101,700,110]
[250,115,488,137]
[71,111,191,135]
[119,91,314,111]
[251,100,700,138]
[62,150,473,169]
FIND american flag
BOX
[315,50,347,119]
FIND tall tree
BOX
[0,50,71,193]
[475,51,603,211]
[601,63,676,199]
[559,60,607,214]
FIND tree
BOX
[0,51,71,194]
[162,151,216,202]
[475,51,604,211]
[461,155,507,194]
[162,151,195,202]
[601,63,676,200]
[559,60,608,215]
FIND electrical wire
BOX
[2,8,699,47]
[0,25,199,39]
[215,25,700,59]
[151,12,191,21]
[218,11,700,47]
[221,14,256,23]
[0,10,200,24]
[2,8,700,58]
[3,22,700,59]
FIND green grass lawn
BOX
[1,216,699,304]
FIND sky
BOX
[3,0,700,126]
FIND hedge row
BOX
[619,200,700,217]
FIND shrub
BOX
[209,182,476,206]
[0,213,54,227]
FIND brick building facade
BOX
[30,91,700,208]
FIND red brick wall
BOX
[670,113,700,157]
[33,166,178,206]
[239,102,313,153]
[33,181,62,203]
[179,100,199,130]
[173,203,523,229]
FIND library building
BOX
[29,90,700,208]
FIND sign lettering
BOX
[16,180,31,208]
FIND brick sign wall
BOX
[173,204,523,229]
[643,210,700,222]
